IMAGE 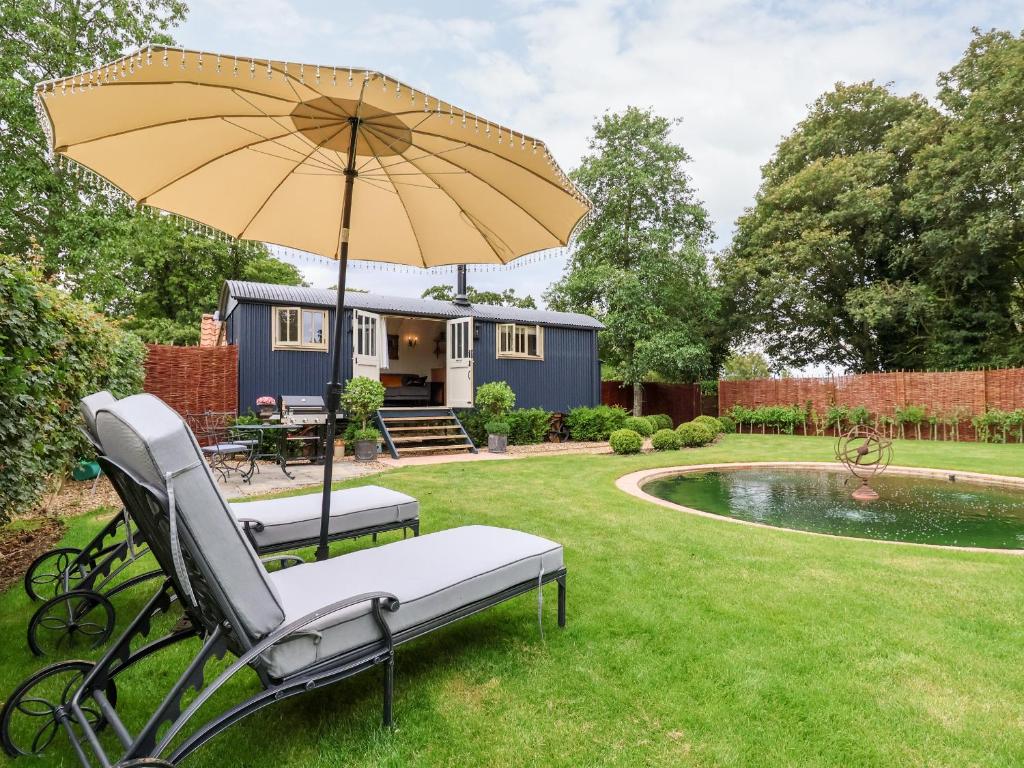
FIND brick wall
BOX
[719,369,1024,421]
[143,344,238,417]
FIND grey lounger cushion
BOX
[80,391,117,438]
[232,486,418,549]
[95,394,286,639]
[261,525,563,679]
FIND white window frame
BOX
[496,323,544,360]
[272,306,329,351]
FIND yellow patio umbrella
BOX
[36,45,589,559]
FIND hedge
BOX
[565,405,628,441]
[461,406,551,446]
[609,428,643,454]
[1,256,145,524]
[623,415,654,437]
[677,421,715,447]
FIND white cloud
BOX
[178,0,1024,300]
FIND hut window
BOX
[497,324,543,359]
[273,307,328,351]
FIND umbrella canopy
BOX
[36,45,589,561]
[35,45,589,265]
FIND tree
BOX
[720,30,1024,372]
[718,82,940,371]
[545,107,720,414]
[421,284,537,308]
[0,1,305,345]
[721,352,785,380]
[0,0,186,261]
[899,29,1024,368]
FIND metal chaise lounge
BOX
[22,391,419,658]
[0,394,566,765]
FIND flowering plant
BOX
[256,396,275,406]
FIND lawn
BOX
[3,435,1024,767]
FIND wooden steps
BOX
[375,407,477,459]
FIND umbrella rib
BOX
[383,123,576,200]
[247,145,342,173]
[55,112,294,150]
[222,115,345,172]
[136,124,302,202]
[372,158,428,266]
[361,123,565,245]
[238,122,350,239]
[230,91,347,173]
[354,112,434,174]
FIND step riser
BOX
[376,407,478,459]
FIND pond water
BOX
[642,468,1024,549]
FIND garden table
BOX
[232,423,327,480]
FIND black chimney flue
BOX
[453,264,470,306]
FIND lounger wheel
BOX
[0,660,116,757]
[24,547,93,602]
[27,590,116,657]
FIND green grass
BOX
[3,435,1024,767]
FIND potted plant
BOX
[485,420,510,453]
[475,381,515,450]
[340,377,386,462]
[256,396,276,419]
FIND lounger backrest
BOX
[95,394,284,640]
[80,391,117,443]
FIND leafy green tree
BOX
[1,1,303,345]
[721,351,785,380]
[0,0,186,262]
[421,283,537,308]
[899,29,1024,368]
[546,107,720,414]
[721,30,1024,371]
[719,82,940,371]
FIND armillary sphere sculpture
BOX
[835,424,893,501]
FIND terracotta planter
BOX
[488,434,508,453]
[353,439,378,462]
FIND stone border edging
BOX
[615,462,1024,556]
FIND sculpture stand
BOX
[835,425,893,503]
[851,481,880,502]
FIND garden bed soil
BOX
[0,518,65,593]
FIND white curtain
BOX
[378,317,389,369]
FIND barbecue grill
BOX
[279,395,329,425]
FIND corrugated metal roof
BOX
[221,280,604,330]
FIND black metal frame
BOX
[21,454,566,766]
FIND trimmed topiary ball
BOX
[622,416,654,437]
[692,415,724,435]
[717,415,736,434]
[650,413,674,431]
[651,428,682,451]
[609,428,644,454]
[677,421,715,447]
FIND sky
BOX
[177,0,1024,305]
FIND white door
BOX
[352,310,381,380]
[446,317,473,408]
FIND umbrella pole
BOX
[317,118,360,562]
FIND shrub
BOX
[566,405,628,441]
[0,255,145,523]
[609,428,643,454]
[718,415,736,433]
[649,413,674,431]
[623,415,654,437]
[677,421,714,447]
[352,426,381,442]
[475,381,515,419]
[506,408,550,445]
[692,415,724,435]
[651,428,682,451]
[485,420,510,436]
[340,376,385,429]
